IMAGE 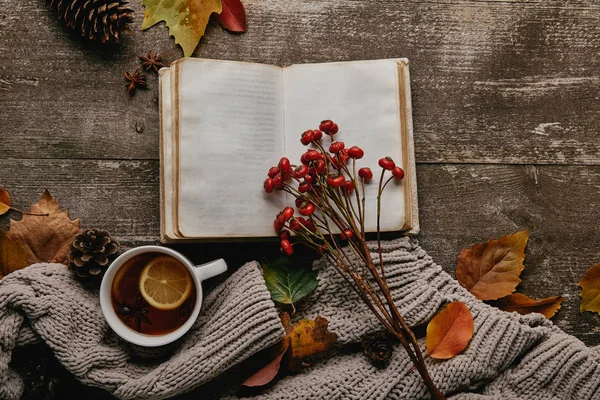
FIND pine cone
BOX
[48,0,134,44]
[362,330,395,367]
[69,229,120,284]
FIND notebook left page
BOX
[173,59,286,238]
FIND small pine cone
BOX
[362,330,395,367]
[48,0,134,44]
[69,229,120,284]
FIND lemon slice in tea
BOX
[139,256,193,311]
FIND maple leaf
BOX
[141,0,222,57]
[262,257,318,313]
[0,188,10,216]
[456,230,529,301]
[242,313,337,387]
[0,230,28,278]
[492,293,564,319]
[7,190,82,265]
[579,262,600,314]
[216,0,246,33]
[426,301,474,360]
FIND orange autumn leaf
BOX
[456,230,529,300]
[426,301,474,360]
[0,230,28,278]
[0,187,11,216]
[7,190,82,265]
[579,262,600,314]
[493,293,564,319]
[281,312,337,371]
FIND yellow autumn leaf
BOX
[579,262,600,314]
[456,230,529,301]
[426,301,474,360]
[141,0,222,57]
[0,230,28,278]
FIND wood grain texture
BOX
[1,161,599,345]
[1,0,599,163]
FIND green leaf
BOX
[263,257,318,312]
[141,0,222,57]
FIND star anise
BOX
[116,296,152,333]
[124,68,147,96]
[139,51,166,73]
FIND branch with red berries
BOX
[262,120,445,400]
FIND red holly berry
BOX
[319,120,338,135]
[273,173,284,189]
[280,230,290,240]
[304,150,323,162]
[293,165,309,179]
[274,214,284,231]
[378,157,395,170]
[314,159,326,174]
[299,202,316,216]
[264,178,275,193]
[298,182,310,193]
[327,174,345,188]
[343,180,355,193]
[289,218,301,230]
[313,129,323,141]
[268,166,280,178]
[340,229,353,240]
[392,166,405,180]
[280,239,293,256]
[304,219,317,232]
[300,130,314,145]
[305,174,316,184]
[295,197,305,207]
[329,141,345,153]
[282,207,294,221]
[279,157,291,174]
[347,146,364,159]
[358,167,373,181]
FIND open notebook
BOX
[160,58,419,242]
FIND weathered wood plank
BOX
[1,160,599,345]
[1,0,599,163]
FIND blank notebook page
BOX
[282,59,406,231]
[176,60,286,237]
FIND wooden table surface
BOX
[2,0,600,356]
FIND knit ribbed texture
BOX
[0,238,599,399]
[0,262,285,400]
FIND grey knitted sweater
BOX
[0,238,598,399]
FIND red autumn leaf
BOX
[579,262,600,314]
[0,187,11,215]
[242,339,289,387]
[426,301,474,359]
[456,230,529,301]
[216,0,247,33]
[492,293,564,319]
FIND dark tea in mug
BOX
[111,252,196,335]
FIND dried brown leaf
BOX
[426,301,474,360]
[242,339,290,387]
[7,190,82,265]
[456,230,529,300]
[492,293,564,319]
[0,230,28,278]
[579,262,600,314]
[0,187,11,216]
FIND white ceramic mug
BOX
[99,245,227,347]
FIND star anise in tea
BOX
[116,296,152,332]
[139,51,166,73]
[124,68,147,96]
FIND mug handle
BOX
[193,258,227,282]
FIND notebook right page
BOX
[282,59,406,232]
